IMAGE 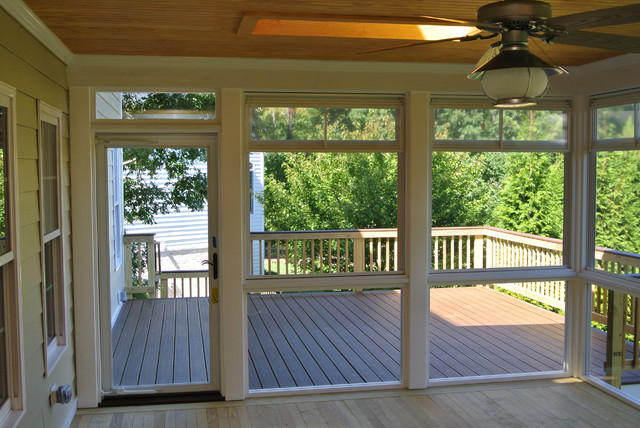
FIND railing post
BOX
[473,235,484,269]
[124,239,133,298]
[148,240,157,289]
[354,238,365,272]
[485,237,494,268]
[604,289,625,388]
[160,278,168,298]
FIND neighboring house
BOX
[2,2,640,428]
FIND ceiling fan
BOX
[363,0,640,107]
[242,1,640,107]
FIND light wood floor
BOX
[71,379,640,427]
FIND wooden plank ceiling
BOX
[21,0,640,66]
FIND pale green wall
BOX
[0,7,75,428]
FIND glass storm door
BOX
[97,134,219,396]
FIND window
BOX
[591,94,640,281]
[588,283,640,394]
[245,94,405,391]
[0,82,24,425]
[247,95,404,278]
[39,102,65,368]
[431,100,569,272]
[430,282,566,379]
[247,94,403,151]
[95,92,217,120]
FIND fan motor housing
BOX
[478,0,552,28]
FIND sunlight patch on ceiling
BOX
[239,13,476,41]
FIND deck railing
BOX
[249,229,398,276]
[159,270,209,298]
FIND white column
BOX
[405,91,430,389]
[567,95,591,378]
[69,86,101,407]
[218,88,247,399]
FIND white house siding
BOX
[95,91,122,119]
[249,152,265,274]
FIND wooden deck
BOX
[112,298,211,386]
[112,287,640,390]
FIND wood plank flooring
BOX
[71,379,640,427]
[112,298,210,386]
[112,286,640,390]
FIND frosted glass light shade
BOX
[481,67,549,108]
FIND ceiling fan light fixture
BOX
[480,67,548,108]
[468,45,564,108]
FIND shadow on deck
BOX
[111,286,640,389]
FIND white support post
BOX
[406,91,430,389]
[219,88,247,400]
[70,86,101,408]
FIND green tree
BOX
[259,152,397,231]
[595,151,640,254]
[495,152,564,238]
[431,152,504,227]
[123,147,207,224]
[121,93,212,224]
[122,92,215,117]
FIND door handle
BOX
[212,253,218,279]
[201,254,218,280]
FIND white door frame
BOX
[96,133,220,395]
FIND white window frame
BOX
[429,96,573,282]
[245,93,406,284]
[94,91,221,123]
[431,96,571,152]
[243,94,408,393]
[246,93,405,153]
[38,101,67,373]
[0,82,25,428]
[585,90,640,289]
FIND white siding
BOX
[95,92,122,119]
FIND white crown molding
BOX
[0,0,74,64]
[566,53,640,76]
[71,54,474,74]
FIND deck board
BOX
[138,299,165,385]
[155,299,176,385]
[262,295,350,385]
[112,287,640,390]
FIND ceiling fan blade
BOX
[359,33,496,55]
[418,15,504,32]
[547,4,640,31]
[551,30,640,53]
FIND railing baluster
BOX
[285,239,290,275]
[394,238,398,271]
[440,238,445,270]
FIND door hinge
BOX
[211,287,219,304]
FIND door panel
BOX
[97,135,218,396]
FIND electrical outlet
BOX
[50,384,72,405]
